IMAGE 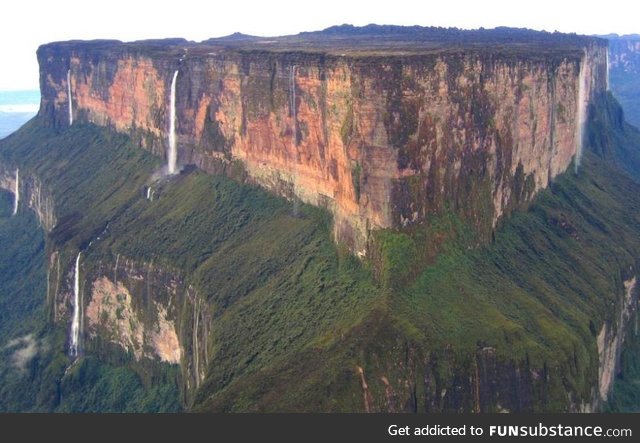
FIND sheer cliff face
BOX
[0,163,56,230]
[610,39,640,72]
[44,250,209,401]
[37,42,607,252]
[608,38,640,127]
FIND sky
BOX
[1,0,638,91]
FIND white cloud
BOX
[4,334,39,373]
[0,104,40,113]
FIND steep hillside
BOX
[0,92,638,411]
[196,93,640,412]
[0,188,47,411]
[0,118,383,411]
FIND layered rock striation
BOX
[37,30,607,253]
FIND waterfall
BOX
[69,252,81,357]
[146,186,155,201]
[193,296,200,387]
[67,69,73,126]
[289,65,296,119]
[574,59,587,173]
[12,168,19,215]
[606,49,610,91]
[168,70,179,175]
[290,65,297,145]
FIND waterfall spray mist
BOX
[70,252,81,357]
[168,70,179,175]
[13,169,19,216]
[67,69,73,126]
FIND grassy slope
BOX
[0,125,184,412]
[195,94,640,411]
[0,190,46,340]
[197,148,640,411]
[0,189,48,411]
[99,159,384,406]
[0,118,384,411]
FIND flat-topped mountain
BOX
[38,26,607,254]
[1,25,639,413]
[48,25,603,57]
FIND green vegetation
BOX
[0,122,176,412]
[371,230,417,289]
[351,162,361,202]
[0,188,48,411]
[58,357,181,412]
[1,88,640,411]
[0,117,384,411]
[0,189,46,340]
[0,189,181,412]
[340,99,354,147]
[195,93,640,411]
[605,326,640,412]
[400,150,639,400]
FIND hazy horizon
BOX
[0,89,39,138]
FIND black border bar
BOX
[1,413,638,442]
